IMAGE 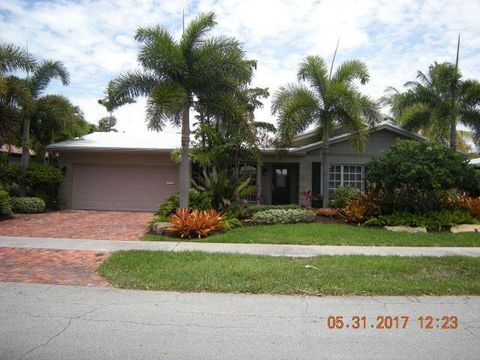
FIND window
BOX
[329,165,363,192]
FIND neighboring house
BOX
[469,158,480,169]
[47,123,425,211]
[0,144,35,164]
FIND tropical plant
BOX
[97,81,134,132]
[169,208,223,238]
[10,196,45,213]
[110,12,256,208]
[0,190,12,216]
[365,209,477,231]
[0,43,35,144]
[251,208,315,225]
[383,61,480,150]
[329,186,360,208]
[367,140,480,214]
[19,59,70,168]
[192,167,255,210]
[272,56,381,206]
[339,191,379,223]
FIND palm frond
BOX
[297,55,328,97]
[29,60,69,97]
[135,26,186,76]
[110,70,158,102]
[396,102,431,132]
[272,84,320,146]
[146,81,187,131]
[0,43,36,75]
[333,60,369,85]
[180,12,216,53]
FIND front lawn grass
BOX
[99,251,480,295]
[142,223,480,247]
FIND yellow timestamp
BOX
[327,315,458,330]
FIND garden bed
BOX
[142,222,480,247]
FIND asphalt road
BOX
[0,282,479,359]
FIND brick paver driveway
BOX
[0,210,153,240]
[0,247,110,287]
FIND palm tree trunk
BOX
[179,105,190,208]
[321,125,330,208]
[449,119,457,150]
[20,115,30,196]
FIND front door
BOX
[272,167,290,205]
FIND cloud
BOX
[1,0,479,134]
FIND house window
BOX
[329,165,363,192]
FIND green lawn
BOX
[142,223,480,247]
[99,251,480,295]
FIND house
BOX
[1,144,35,164]
[47,123,425,211]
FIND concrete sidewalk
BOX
[1,282,479,359]
[1,235,480,257]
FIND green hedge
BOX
[252,209,315,225]
[10,197,46,214]
[365,209,478,231]
[0,190,12,216]
[242,204,300,218]
[3,163,63,210]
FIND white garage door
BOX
[72,164,178,211]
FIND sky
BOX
[1,0,479,135]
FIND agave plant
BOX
[192,167,255,210]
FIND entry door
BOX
[272,167,290,205]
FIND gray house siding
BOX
[262,128,417,206]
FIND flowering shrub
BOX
[169,208,223,239]
[315,208,340,218]
[252,209,315,225]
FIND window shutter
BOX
[312,162,321,196]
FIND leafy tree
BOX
[0,43,35,144]
[30,95,92,156]
[97,116,118,132]
[110,12,256,208]
[383,62,480,150]
[272,56,380,206]
[367,139,480,214]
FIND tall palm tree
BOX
[0,43,35,143]
[20,60,70,167]
[110,12,255,208]
[383,62,480,150]
[272,56,380,207]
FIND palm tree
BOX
[97,81,133,132]
[272,56,380,207]
[383,62,480,150]
[20,60,70,167]
[0,43,35,143]
[110,12,255,208]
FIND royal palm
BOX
[272,56,380,207]
[111,12,255,208]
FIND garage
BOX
[47,132,182,212]
[72,163,178,211]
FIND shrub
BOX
[367,140,480,214]
[0,190,12,216]
[240,204,300,219]
[252,209,315,225]
[10,197,46,214]
[329,186,360,208]
[365,209,478,231]
[4,163,63,209]
[169,208,223,238]
[192,168,255,210]
[339,192,380,223]
[315,208,340,218]
[149,190,213,229]
[220,213,243,230]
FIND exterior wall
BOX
[262,129,411,205]
[57,150,177,210]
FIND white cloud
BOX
[1,0,479,134]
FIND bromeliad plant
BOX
[192,168,255,210]
[169,208,223,239]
